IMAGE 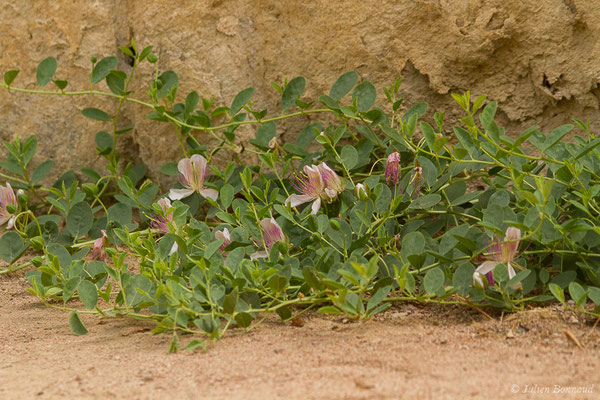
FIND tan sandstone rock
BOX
[1,0,599,184]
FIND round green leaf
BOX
[0,232,27,264]
[160,162,179,176]
[341,145,358,169]
[3,69,19,86]
[91,56,118,84]
[452,263,475,296]
[36,57,58,87]
[69,311,88,336]
[220,184,234,209]
[352,81,376,112]
[231,87,254,115]
[82,108,111,121]
[31,160,54,184]
[423,268,445,295]
[234,312,253,328]
[329,71,358,101]
[157,70,178,98]
[66,202,94,238]
[95,131,113,149]
[78,280,98,310]
[282,77,306,111]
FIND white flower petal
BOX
[190,154,208,174]
[200,188,218,201]
[7,215,16,230]
[324,188,337,200]
[169,188,195,200]
[177,157,193,177]
[169,242,179,256]
[310,197,322,215]
[474,260,497,276]
[286,194,313,207]
[473,273,486,289]
[250,251,268,260]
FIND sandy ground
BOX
[1,270,599,400]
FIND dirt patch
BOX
[1,270,598,400]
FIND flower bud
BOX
[315,131,330,145]
[6,204,17,214]
[268,137,278,149]
[329,219,341,231]
[147,53,158,63]
[355,183,369,201]
[17,190,29,207]
[31,256,44,268]
[30,236,45,251]
[90,56,97,64]
[82,183,99,197]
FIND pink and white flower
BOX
[0,183,17,229]
[250,218,285,260]
[285,163,343,215]
[90,230,108,261]
[215,227,232,251]
[318,163,344,201]
[385,152,401,185]
[150,198,175,233]
[150,198,179,255]
[473,227,522,290]
[169,154,218,201]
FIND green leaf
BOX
[542,124,573,152]
[452,263,475,296]
[106,72,124,94]
[273,204,294,222]
[588,287,600,306]
[185,91,200,114]
[69,311,88,335]
[82,107,111,121]
[66,202,94,238]
[367,285,391,311]
[157,70,178,98]
[36,57,58,87]
[401,102,428,122]
[453,126,476,155]
[107,203,132,224]
[401,231,425,257]
[78,280,98,309]
[0,232,27,264]
[3,69,19,86]
[31,160,54,183]
[63,277,81,303]
[220,184,234,209]
[91,56,118,84]
[568,282,586,305]
[204,240,222,260]
[282,77,306,111]
[329,71,358,101]
[317,306,343,315]
[231,87,255,115]
[53,79,68,90]
[160,162,179,176]
[234,312,253,328]
[352,81,376,112]
[340,145,358,169]
[423,268,445,295]
[548,283,565,303]
[95,131,113,151]
[408,194,441,210]
[223,288,238,315]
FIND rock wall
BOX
[1,0,599,183]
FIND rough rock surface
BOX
[1,0,599,182]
